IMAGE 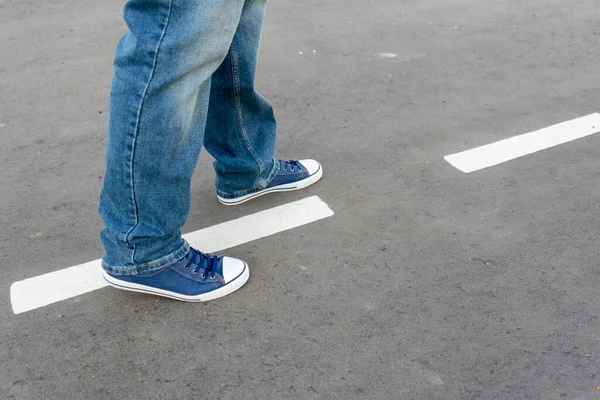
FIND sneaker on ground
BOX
[217,159,323,206]
[102,248,249,302]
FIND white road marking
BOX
[378,53,397,58]
[10,196,334,314]
[444,113,600,173]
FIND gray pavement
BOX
[1,0,599,399]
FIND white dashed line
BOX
[445,113,600,173]
[10,196,334,314]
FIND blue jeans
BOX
[99,0,277,275]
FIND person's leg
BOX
[203,0,323,206]
[203,0,278,198]
[99,0,245,275]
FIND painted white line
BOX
[183,196,333,253]
[10,259,106,315]
[10,196,334,314]
[444,113,600,173]
[378,52,397,58]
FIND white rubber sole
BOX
[217,162,323,206]
[102,262,249,302]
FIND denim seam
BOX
[256,158,279,188]
[229,44,264,174]
[123,0,174,266]
[103,241,190,275]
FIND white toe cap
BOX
[298,159,321,175]
[221,257,247,283]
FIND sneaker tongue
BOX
[204,254,216,274]
[188,249,202,267]
[281,160,299,170]
[188,249,217,274]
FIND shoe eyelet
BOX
[283,167,287,171]
[192,270,197,275]
[210,275,216,280]
[200,274,205,279]
[183,265,188,270]
[290,168,295,172]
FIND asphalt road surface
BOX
[1,0,599,399]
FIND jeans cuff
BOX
[101,241,190,276]
[216,158,280,198]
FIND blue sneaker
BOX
[102,248,249,302]
[217,159,323,206]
